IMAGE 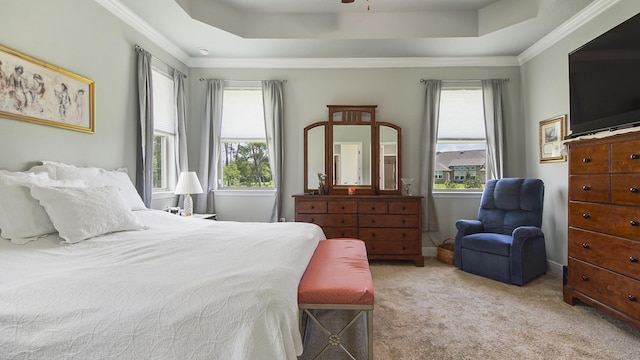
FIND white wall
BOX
[188,66,523,247]
[521,0,640,274]
[0,0,188,209]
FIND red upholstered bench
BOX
[298,238,374,360]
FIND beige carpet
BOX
[301,258,640,360]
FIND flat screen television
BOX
[567,12,640,139]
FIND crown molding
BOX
[95,0,190,64]
[518,0,621,65]
[187,56,520,69]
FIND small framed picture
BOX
[539,115,567,162]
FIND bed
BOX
[0,162,326,359]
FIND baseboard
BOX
[423,246,565,279]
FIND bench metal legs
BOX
[299,304,373,360]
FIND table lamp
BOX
[174,171,203,216]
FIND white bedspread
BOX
[0,210,325,360]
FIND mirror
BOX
[303,105,401,195]
[304,123,325,193]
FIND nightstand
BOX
[192,213,217,220]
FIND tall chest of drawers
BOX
[564,131,640,329]
[293,195,424,266]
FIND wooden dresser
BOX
[564,130,640,329]
[293,194,424,266]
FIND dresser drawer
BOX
[295,214,357,227]
[323,227,358,239]
[358,201,388,214]
[365,240,419,255]
[611,174,640,206]
[569,144,610,174]
[568,202,640,240]
[568,228,640,280]
[567,258,640,321]
[612,140,640,173]
[568,174,610,203]
[359,214,418,228]
[328,200,357,213]
[358,228,419,242]
[296,200,327,213]
[388,201,420,215]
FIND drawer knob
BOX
[582,213,590,219]
[402,206,406,210]
[371,232,376,238]
[631,220,639,227]
[630,187,639,193]
[340,219,345,224]
[582,243,590,249]
[371,206,376,211]
[341,206,345,210]
[629,295,637,302]
[310,205,315,209]
[582,157,591,163]
[630,256,639,263]
[402,219,406,224]
[402,233,407,238]
[631,153,639,160]
[582,185,591,191]
[371,219,376,224]
[581,275,590,281]
[402,246,407,251]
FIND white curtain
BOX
[482,79,506,179]
[196,80,224,214]
[173,70,189,174]
[419,80,442,232]
[262,80,285,222]
[135,47,153,208]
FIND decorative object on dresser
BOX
[564,130,640,330]
[454,178,547,285]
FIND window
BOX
[434,85,488,191]
[151,66,177,191]
[219,82,272,189]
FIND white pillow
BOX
[0,172,84,244]
[29,185,147,244]
[32,161,147,211]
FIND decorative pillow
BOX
[0,172,84,244]
[31,161,147,211]
[29,185,147,244]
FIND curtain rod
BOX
[199,78,287,83]
[420,78,509,83]
[134,44,187,78]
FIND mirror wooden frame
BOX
[303,105,401,195]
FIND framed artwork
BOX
[0,44,95,133]
[539,114,567,162]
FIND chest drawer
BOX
[568,228,640,280]
[323,227,358,239]
[328,201,357,213]
[612,141,640,173]
[358,201,388,214]
[295,214,357,227]
[568,174,610,203]
[365,240,419,255]
[296,201,327,213]
[567,258,640,321]
[359,214,418,228]
[388,201,419,215]
[611,174,640,206]
[569,144,610,174]
[358,228,419,242]
[568,202,640,240]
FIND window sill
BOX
[433,191,482,199]
[153,191,176,200]
[214,189,276,197]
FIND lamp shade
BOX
[175,172,204,195]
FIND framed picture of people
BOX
[0,44,95,133]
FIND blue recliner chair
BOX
[454,178,547,285]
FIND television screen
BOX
[568,12,640,138]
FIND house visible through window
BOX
[434,84,488,190]
[151,66,176,191]
[220,82,273,189]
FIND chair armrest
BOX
[454,220,483,268]
[455,219,483,236]
[512,226,544,242]
[510,226,547,285]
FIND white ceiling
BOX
[99,0,610,67]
